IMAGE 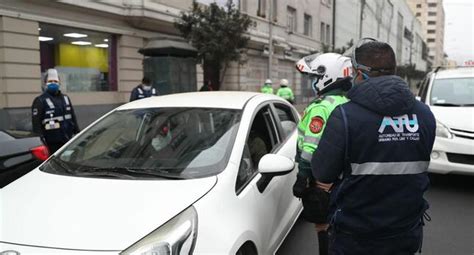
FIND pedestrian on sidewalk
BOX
[293,53,353,255]
[260,79,274,94]
[130,77,158,101]
[276,79,295,104]
[311,39,436,255]
[31,69,80,153]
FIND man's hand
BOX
[317,181,332,192]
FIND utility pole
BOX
[359,0,366,38]
[268,0,273,80]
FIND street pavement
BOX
[277,173,474,255]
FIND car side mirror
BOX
[257,154,295,193]
[258,154,295,176]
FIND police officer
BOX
[312,39,436,254]
[260,79,274,94]
[130,77,158,101]
[32,69,80,153]
[276,79,295,104]
[293,53,353,255]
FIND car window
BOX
[418,76,430,102]
[430,78,474,106]
[40,107,242,179]
[236,106,279,193]
[273,103,297,140]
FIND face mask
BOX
[46,82,60,93]
[151,132,171,151]
[143,85,152,91]
[351,71,369,87]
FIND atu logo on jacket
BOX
[378,114,420,143]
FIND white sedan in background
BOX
[0,92,302,255]
[417,67,474,175]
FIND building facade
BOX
[224,0,332,104]
[408,0,446,67]
[0,0,331,131]
[334,0,429,74]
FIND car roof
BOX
[116,91,283,110]
[434,67,474,79]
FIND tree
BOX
[175,2,251,90]
[321,39,354,54]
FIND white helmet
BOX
[280,79,289,86]
[296,53,352,94]
[264,79,272,85]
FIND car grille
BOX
[451,128,474,140]
[446,153,474,165]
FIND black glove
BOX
[293,174,308,198]
[301,186,330,224]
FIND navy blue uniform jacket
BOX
[312,75,436,237]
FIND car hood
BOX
[0,169,217,251]
[430,106,474,131]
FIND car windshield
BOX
[40,107,242,179]
[430,78,474,106]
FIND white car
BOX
[0,92,303,255]
[417,67,474,175]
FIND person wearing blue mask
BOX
[32,69,80,153]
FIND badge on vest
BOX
[45,121,60,130]
[310,116,325,134]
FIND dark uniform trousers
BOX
[329,224,423,255]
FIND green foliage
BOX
[396,64,426,80]
[175,2,251,66]
[321,39,354,54]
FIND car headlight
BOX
[121,206,198,255]
[436,119,453,139]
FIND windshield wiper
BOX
[75,166,182,179]
[433,103,462,107]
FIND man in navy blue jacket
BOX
[311,40,436,254]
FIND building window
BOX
[39,23,117,92]
[416,4,421,8]
[257,0,266,18]
[272,0,278,21]
[428,3,437,7]
[304,14,312,36]
[320,22,325,44]
[326,24,331,45]
[240,0,247,13]
[287,6,297,33]
[427,30,436,34]
[416,12,421,17]
[428,21,436,25]
[427,38,436,43]
[428,12,437,16]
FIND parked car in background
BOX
[417,66,474,175]
[0,92,302,255]
[0,130,49,188]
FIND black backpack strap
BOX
[339,106,351,177]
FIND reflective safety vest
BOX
[137,87,157,99]
[297,94,348,162]
[261,85,274,94]
[39,93,76,144]
[276,86,295,101]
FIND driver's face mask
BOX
[152,126,171,151]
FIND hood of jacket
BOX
[347,75,415,116]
